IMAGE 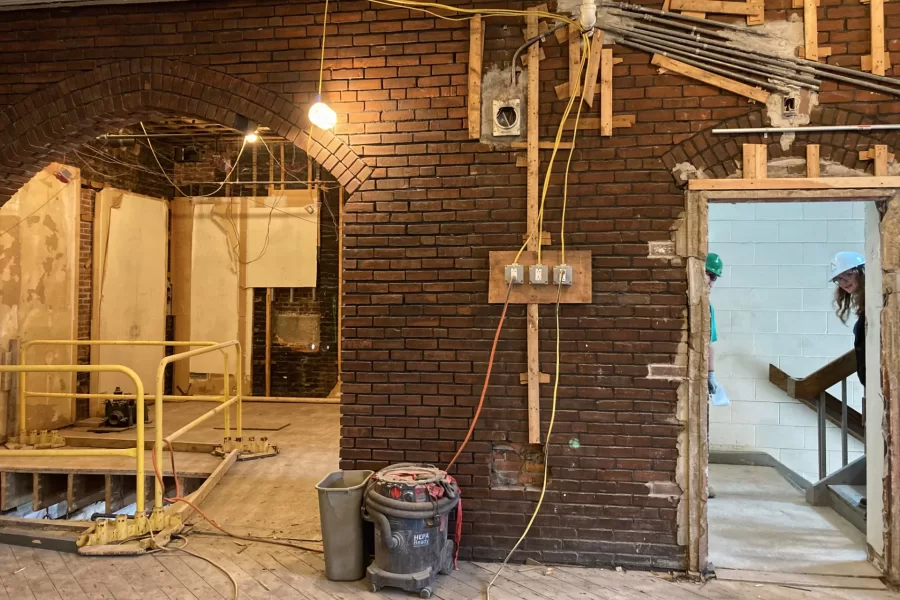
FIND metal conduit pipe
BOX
[712,124,900,134]
[617,39,784,92]
[618,21,823,82]
[810,69,900,97]
[605,7,732,39]
[608,1,768,33]
[511,21,568,84]
[607,27,819,90]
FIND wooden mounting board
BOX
[489,250,592,304]
[0,451,222,477]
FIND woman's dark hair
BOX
[834,266,865,324]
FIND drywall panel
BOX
[2,165,80,431]
[189,202,239,373]
[244,192,318,288]
[865,201,885,556]
[95,190,168,397]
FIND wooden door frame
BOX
[681,187,900,580]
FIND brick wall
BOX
[76,187,95,404]
[0,0,897,570]
[709,201,867,482]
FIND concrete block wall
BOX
[709,201,866,483]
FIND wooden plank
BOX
[869,0,885,75]
[489,251,593,304]
[651,54,770,103]
[600,47,614,136]
[804,0,818,61]
[862,51,892,72]
[582,30,605,108]
[569,23,581,98]
[519,372,550,384]
[0,452,221,477]
[526,7,541,446]
[670,0,762,14]
[807,144,820,177]
[510,141,574,150]
[66,474,106,513]
[875,144,889,176]
[747,0,765,24]
[688,176,900,190]
[743,144,767,179]
[33,473,67,512]
[715,569,885,590]
[170,198,192,395]
[1,472,33,511]
[467,15,484,139]
[562,115,636,130]
[170,450,238,523]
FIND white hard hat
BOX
[829,251,865,281]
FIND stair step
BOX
[827,484,866,533]
[829,484,866,509]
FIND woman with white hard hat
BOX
[830,251,866,386]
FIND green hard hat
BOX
[705,253,723,277]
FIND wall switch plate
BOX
[553,265,573,286]
[505,264,524,284]
[529,264,549,285]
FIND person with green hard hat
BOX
[705,252,723,499]
[706,252,723,397]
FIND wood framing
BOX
[468,15,483,139]
[860,145,893,176]
[569,24,581,98]
[488,251,593,304]
[583,31,604,108]
[651,54,770,103]
[562,115,636,130]
[689,176,900,190]
[742,144,768,179]
[864,0,886,75]
[526,7,541,445]
[600,48,614,136]
[807,144,820,177]
[669,0,762,14]
[804,0,819,61]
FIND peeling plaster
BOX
[765,90,819,150]
[672,162,707,183]
[722,15,804,60]
[479,65,527,148]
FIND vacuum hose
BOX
[363,488,460,548]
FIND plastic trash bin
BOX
[316,469,373,581]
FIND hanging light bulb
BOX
[244,131,258,143]
[309,95,337,130]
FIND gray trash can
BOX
[316,470,373,581]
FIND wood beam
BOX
[33,473,67,512]
[67,474,106,513]
[804,0,819,61]
[747,0,765,25]
[865,0,886,75]
[468,15,484,139]
[600,48,614,136]
[860,145,893,176]
[583,31,604,108]
[651,54,770,103]
[562,115,637,130]
[688,176,900,190]
[569,24,581,98]
[806,144,820,178]
[0,472,32,512]
[526,8,541,445]
[669,0,763,15]
[743,144,768,179]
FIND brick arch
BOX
[661,106,900,183]
[0,58,372,205]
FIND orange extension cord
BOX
[445,282,513,472]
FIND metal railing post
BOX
[818,392,827,480]
[841,378,848,468]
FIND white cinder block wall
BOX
[709,201,866,483]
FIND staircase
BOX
[769,350,867,532]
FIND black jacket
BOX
[854,316,866,387]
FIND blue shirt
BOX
[710,304,717,343]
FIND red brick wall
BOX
[0,0,898,570]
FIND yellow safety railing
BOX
[17,340,229,435]
[152,341,242,509]
[0,364,147,512]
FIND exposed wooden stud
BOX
[526,8,541,446]
[265,287,273,398]
[582,31,605,108]
[803,0,819,61]
[862,51,891,73]
[170,199,193,394]
[511,141,574,150]
[105,475,133,514]
[859,145,892,176]
[520,372,551,384]
[66,474,106,513]
[652,54,770,103]
[866,0,886,75]
[520,232,551,245]
[747,0,765,25]
[688,176,900,190]
[280,144,285,191]
[562,115,636,130]
[798,46,833,59]
[517,154,527,168]
[468,15,484,140]
[806,144,820,178]
[743,144,768,179]
[600,48,614,137]
[669,0,763,14]
[569,24,581,98]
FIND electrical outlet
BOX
[504,264,524,284]
[529,264,549,285]
[553,265,573,286]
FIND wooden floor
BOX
[0,401,897,599]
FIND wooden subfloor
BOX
[0,402,896,599]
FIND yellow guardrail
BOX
[151,341,242,509]
[0,364,147,512]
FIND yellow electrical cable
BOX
[317,0,329,96]
[560,63,587,267]
[366,0,579,27]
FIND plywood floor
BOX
[0,402,896,599]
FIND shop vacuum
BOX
[362,464,461,598]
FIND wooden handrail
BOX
[769,350,856,400]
